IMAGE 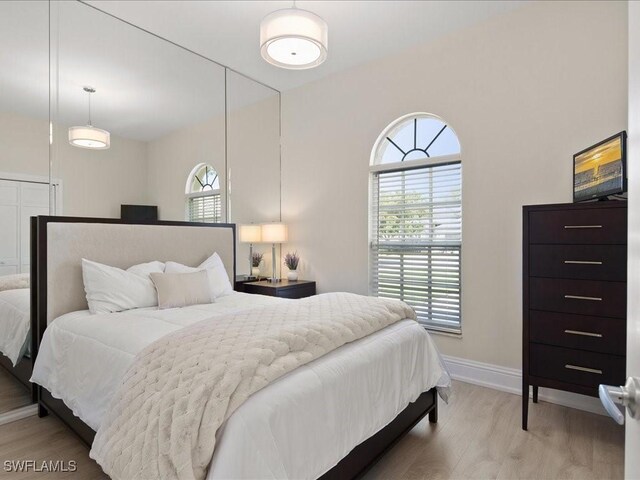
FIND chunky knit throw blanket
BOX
[0,273,29,292]
[90,292,416,480]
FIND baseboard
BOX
[442,355,607,416]
[0,404,37,426]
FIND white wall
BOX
[147,96,282,276]
[2,99,279,234]
[227,95,281,276]
[146,117,226,222]
[53,124,149,218]
[0,111,149,218]
[0,111,48,178]
[281,1,628,369]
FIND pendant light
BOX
[260,2,328,70]
[68,86,110,150]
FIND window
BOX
[370,113,462,333]
[186,163,222,223]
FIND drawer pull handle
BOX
[564,329,603,338]
[564,294,602,301]
[565,364,603,375]
[564,260,603,265]
[564,225,603,229]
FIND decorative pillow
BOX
[82,259,165,314]
[150,271,213,309]
[165,252,233,299]
[0,273,29,292]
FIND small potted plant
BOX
[251,252,264,278]
[284,252,300,281]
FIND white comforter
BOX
[32,292,450,479]
[0,288,30,365]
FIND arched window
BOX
[370,113,462,333]
[186,163,222,223]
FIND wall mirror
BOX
[0,0,283,420]
[49,1,227,221]
[0,0,50,417]
[226,70,281,277]
[50,2,282,279]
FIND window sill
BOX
[424,327,462,339]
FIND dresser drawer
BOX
[530,344,625,388]
[529,311,625,355]
[275,284,316,299]
[529,244,626,281]
[529,277,626,318]
[243,281,316,299]
[528,208,626,245]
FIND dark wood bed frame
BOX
[32,216,438,480]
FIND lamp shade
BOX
[261,223,288,243]
[68,125,110,149]
[260,8,328,70]
[239,224,262,243]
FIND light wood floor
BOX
[0,366,31,415]
[363,381,624,480]
[0,381,624,479]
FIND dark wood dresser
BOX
[522,201,627,430]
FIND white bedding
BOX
[0,288,31,365]
[32,292,450,479]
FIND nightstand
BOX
[242,279,316,299]
[234,275,268,292]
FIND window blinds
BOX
[187,194,221,223]
[370,162,462,333]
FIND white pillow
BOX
[82,259,165,314]
[165,252,233,299]
[150,271,213,309]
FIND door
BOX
[0,180,20,275]
[600,5,640,476]
[627,3,640,477]
[0,179,49,277]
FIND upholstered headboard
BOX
[36,218,236,327]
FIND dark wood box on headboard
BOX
[522,201,627,430]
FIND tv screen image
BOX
[573,131,627,202]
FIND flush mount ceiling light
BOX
[260,3,328,70]
[68,86,110,150]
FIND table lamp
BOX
[239,224,262,279]
[261,222,288,283]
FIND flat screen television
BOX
[573,131,627,202]
[121,204,158,222]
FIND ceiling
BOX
[0,1,526,142]
[0,1,276,142]
[87,0,528,92]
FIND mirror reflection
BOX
[50,0,226,221]
[0,0,49,416]
[51,1,282,278]
[226,71,281,278]
[0,0,283,420]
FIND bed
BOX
[0,287,33,397]
[0,218,38,399]
[0,286,31,366]
[30,216,450,480]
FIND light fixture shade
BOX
[260,8,328,70]
[239,224,262,243]
[68,125,110,150]
[261,223,288,243]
